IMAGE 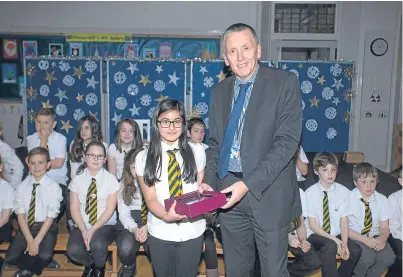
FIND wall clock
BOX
[370,38,388,57]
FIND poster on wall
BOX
[2,63,17,84]
[69,43,83,57]
[3,39,18,59]
[159,44,172,58]
[142,48,156,59]
[123,44,138,58]
[49,43,63,57]
[23,41,38,57]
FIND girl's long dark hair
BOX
[70,115,103,162]
[143,98,197,187]
[113,119,143,153]
[120,147,143,205]
[76,141,106,175]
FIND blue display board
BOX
[24,58,103,146]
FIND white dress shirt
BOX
[118,181,142,232]
[299,188,307,217]
[135,141,206,242]
[27,131,68,185]
[0,140,24,188]
[0,178,15,216]
[69,168,119,229]
[14,174,62,222]
[296,146,309,181]
[344,187,390,238]
[388,189,402,241]
[107,143,130,181]
[305,182,350,238]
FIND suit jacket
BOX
[204,65,303,231]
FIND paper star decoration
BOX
[26,87,37,101]
[51,62,57,68]
[309,96,320,107]
[86,76,99,90]
[332,97,340,106]
[200,66,208,75]
[41,100,54,109]
[27,108,36,123]
[89,110,98,121]
[156,94,168,102]
[298,63,303,68]
[216,70,226,82]
[73,66,86,80]
[317,76,326,85]
[155,65,163,74]
[111,61,116,66]
[55,88,69,103]
[281,64,288,70]
[129,103,141,116]
[26,63,36,76]
[201,92,205,97]
[111,112,122,126]
[45,71,57,85]
[139,75,151,87]
[61,120,73,134]
[168,71,180,86]
[76,93,84,103]
[344,111,350,124]
[331,78,344,91]
[127,62,139,75]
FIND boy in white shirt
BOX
[344,162,396,277]
[187,117,208,150]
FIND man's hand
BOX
[300,240,311,253]
[220,181,249,209]
[288,234,301,248]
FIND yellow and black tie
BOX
[141,197,148,225]
[167,149,183,198]
[322,191,331,234]
[27,183,40,226]
[361,198,372,235]
[85,178,97,226]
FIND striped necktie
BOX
[167,149,183,198]
[141,197,148,225]
[85,178,97,226]
[361,198,372,235]
[322,191,331,234]
[27,183,40,226]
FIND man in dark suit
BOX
[201,23,303,277]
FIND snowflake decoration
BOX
[140,94,152,106]
[85,60,97,73]
[301,100,305,110]
[196,102,209,115]
[39,85,50,97]
[330,64,342,76]
[38,60,49,71]
[322,87,334,100]
[63,75,75,87]
[56,104,67,116]
[326,128,337,140]
[26,87,37,101]
[58,61,70,72]
[203,77,214,88]
[325,107,337,120]
[148,107,156,119]
[73,109,85,121]
[203,117,209,129]
[305,119,318,132]
[307,66,320,79]
[344,67,354,80]
[300,80,312,94]
[154,80,166,92]
[114,71,127,85]
[289,69,299,79]
[85,93,98,106]
[115,97,128,110]
[127,84,139,96]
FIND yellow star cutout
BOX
[45,71,57,85]
[61,120,73,134]
[216,70,226,82]
[139,75,151,87]
[298,63,303,69]
[76,93,84,103]
[309,96,320,108]
[317,76,326,85]
[155,94,168,102]
[281,64,288,70]
[73,66,86,80]
[111,61,116,66]
[41,100,54,109]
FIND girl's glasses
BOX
[157,119,183,128]
[86,154,105,160]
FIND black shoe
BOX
[0,257,4,276]
[13,269,34,277]
[120,264,136,277]
[107,252,112,266]
[82,264,94,277]
[92,267,105,277]
[47,258,61,268]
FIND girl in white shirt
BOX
[67,142,119,277]
[0,155,14,246]
[116,148,149,277]
[136,98,206,277]
[108,119,143,181]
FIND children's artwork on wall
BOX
[142,48,156,59]
[49,43,63,57]
[69,43,83,57]
[90,45,105,57]
[2,63,17,84]
[200,42,217,59]
[159,44,172,58]
[123,44,138,58]
[3,39,18,59]
[23,41,38,57]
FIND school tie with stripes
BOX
[141,197,148,225]
[322,191,331,234]
[361,198,372,235]
[167,149,183,198]
[27,183,40,226]
[85,178,98,226]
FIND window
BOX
[270,40,338,61]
